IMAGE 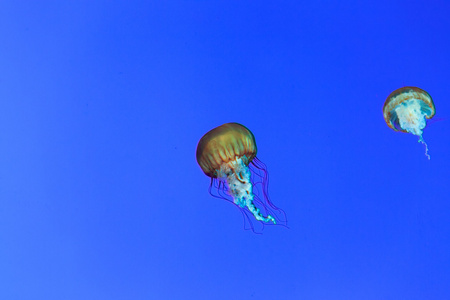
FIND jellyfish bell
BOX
[196,123,257,178]
[383,87,435,132]
[383,87,436,159]
[196,122,286,231]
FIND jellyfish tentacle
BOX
[418,136,431,160]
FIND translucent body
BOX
[383,87,435,159]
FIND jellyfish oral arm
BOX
[394,99,427,136]
[217,157,276,224]
[394,99,431,159]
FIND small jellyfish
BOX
[383,87,436,159]
[196,122,286,231]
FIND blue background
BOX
[1,1,449,299]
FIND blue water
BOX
[1,1,449,299]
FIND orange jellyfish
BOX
[196,123,286,231]
[383,87,436,159]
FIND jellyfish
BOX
[196,122,286,231]
[383,87,436,159]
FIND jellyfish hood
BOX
[383,86,435,132]
[196,123,257,178]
